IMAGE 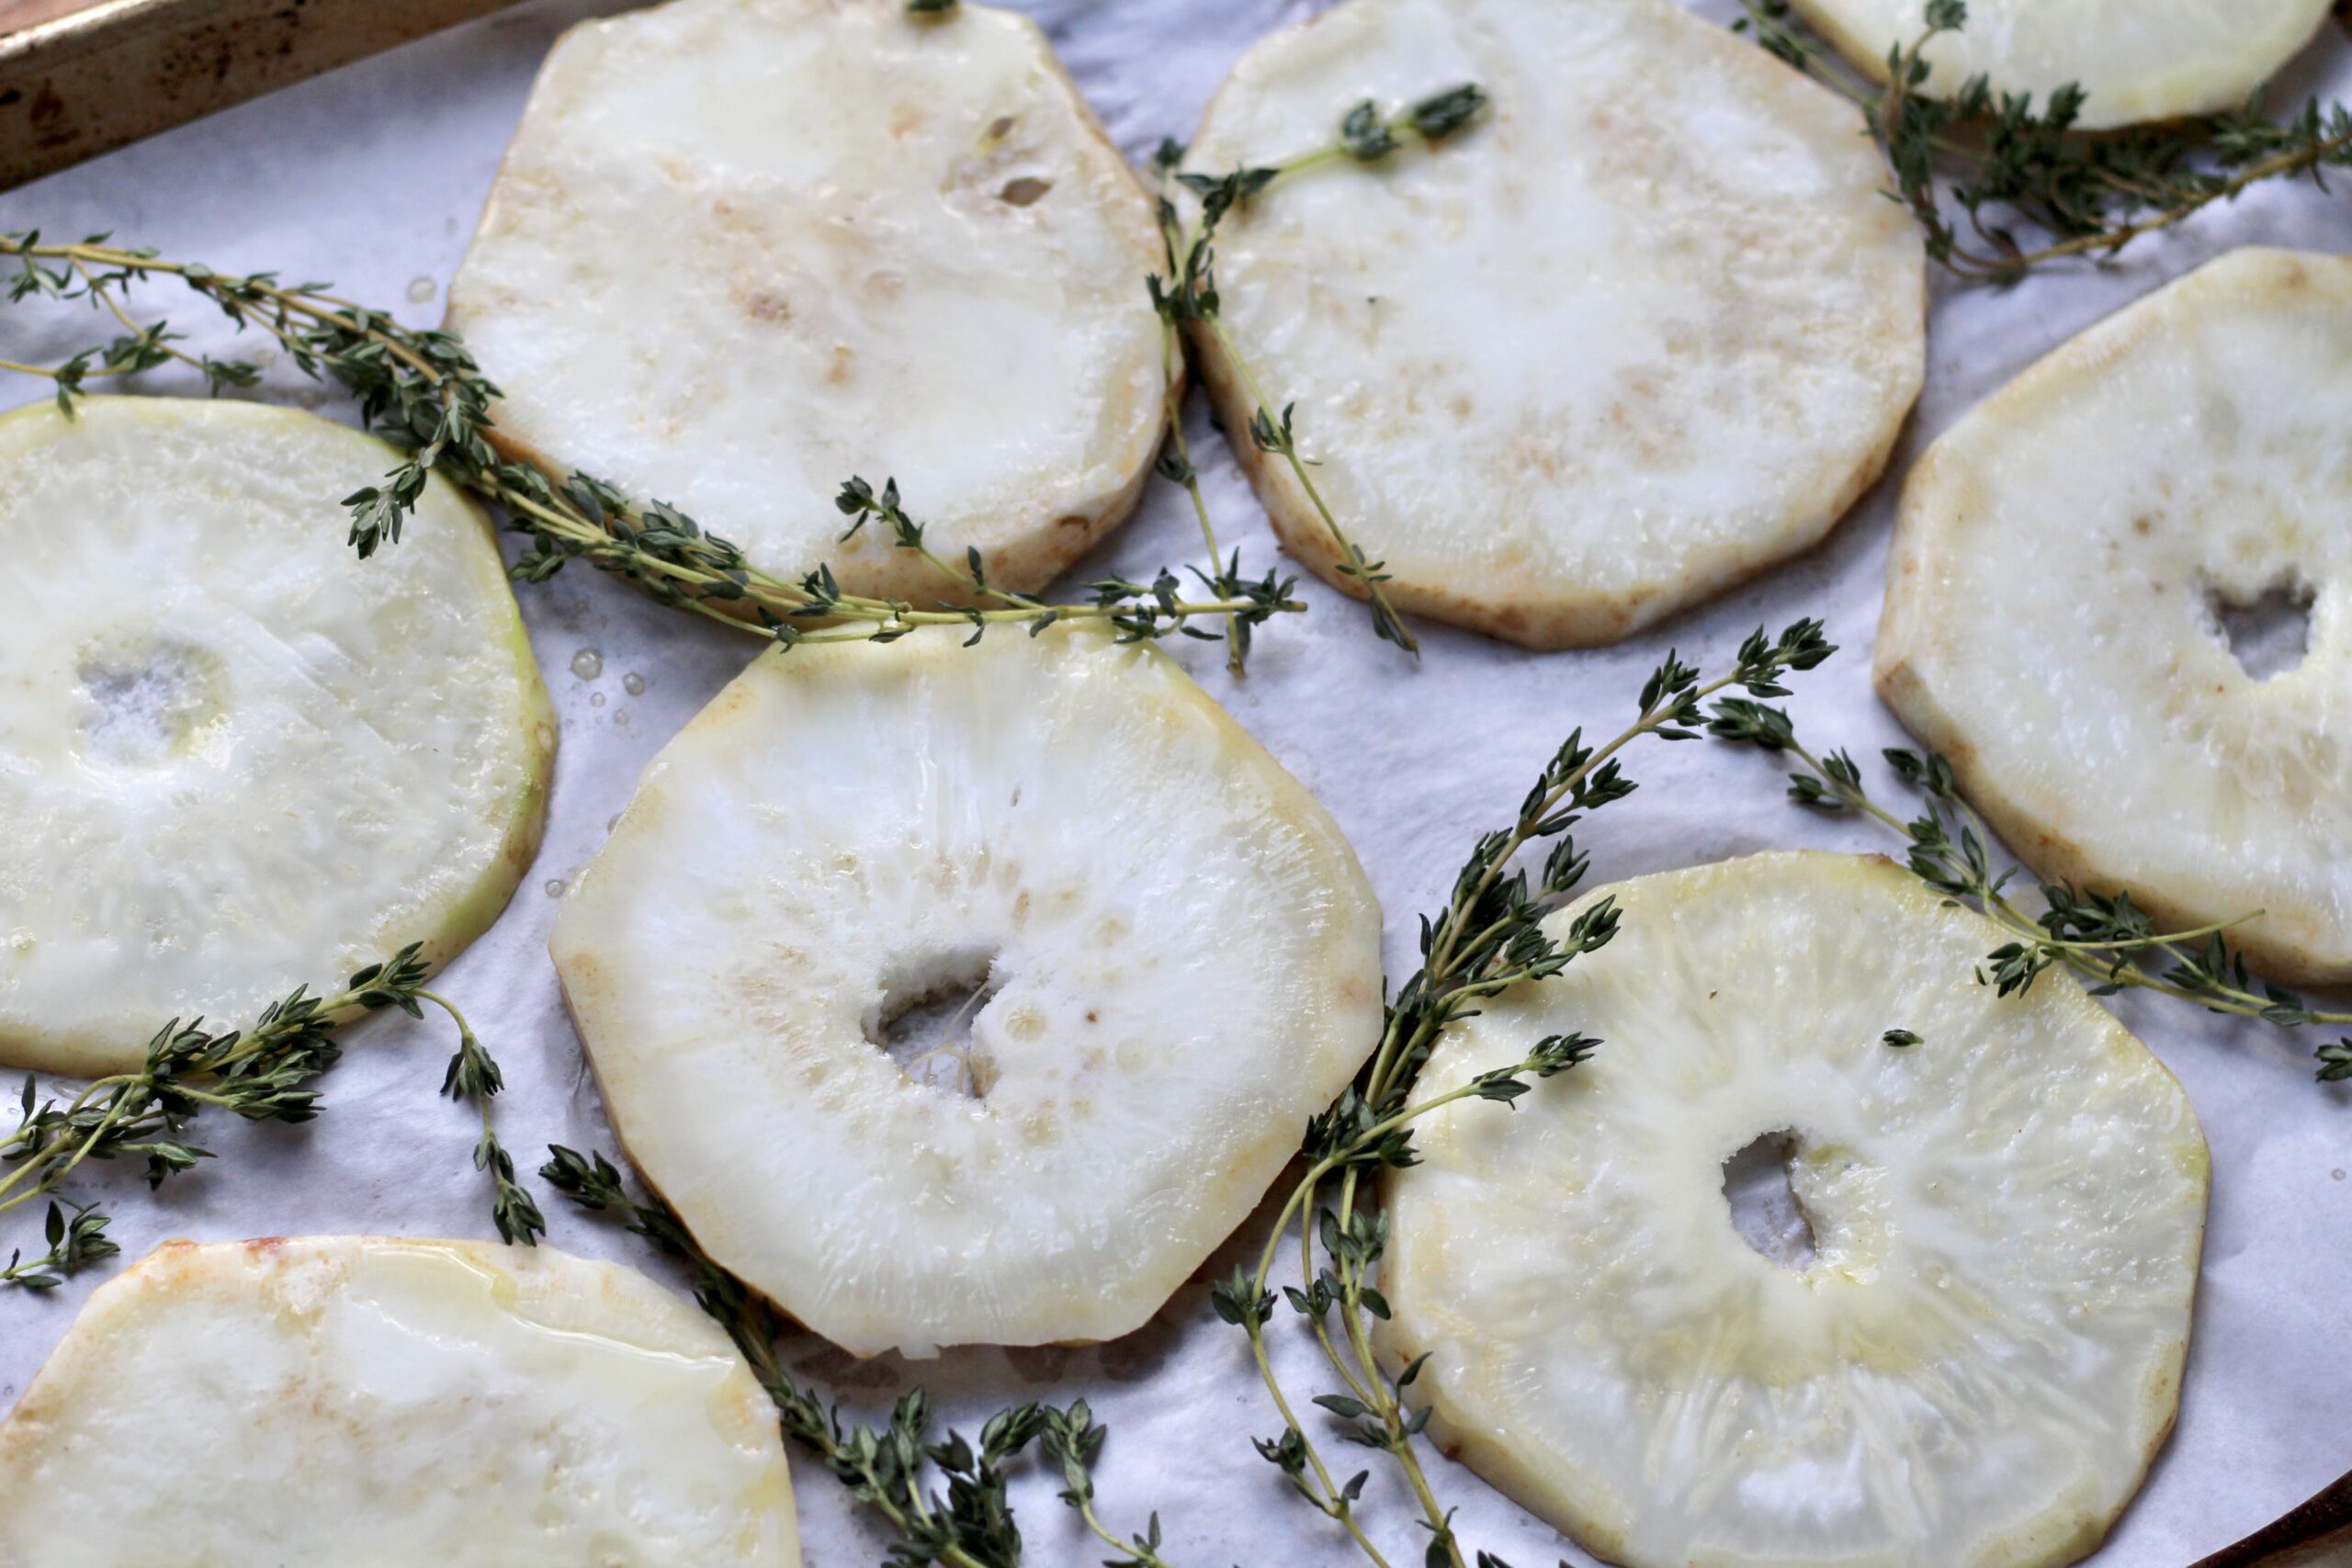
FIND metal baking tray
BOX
[0,0,522,188]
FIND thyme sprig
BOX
[0,1200,119,1290]
[0,944,538,1288]
[1148,146,1258,676]
[1157,85,1490,656]
[1708,701,2352,1082]
[0,234,1299,651]
[434,999,544,1246]
[541,1146,1175,1568]
[1221,621,1837,1568]
[1736,0,2352,283]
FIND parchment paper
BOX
[3,4,2348,1562]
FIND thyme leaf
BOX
[0,1200,118,1291]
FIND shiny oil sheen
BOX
[0,1237,800,1565]
[0,399,553,1077]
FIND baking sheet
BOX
[2,3,2349,1562]
[0,0,527,190]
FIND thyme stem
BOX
[1204,317,1418,655]
[1150,151,1248,676]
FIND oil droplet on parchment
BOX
[2334,1169,2346,1182]
[544,879,566,898]
[589,692,606,708]
[622,671,647,695]
[571,648,603,681]
[407,276,436,303]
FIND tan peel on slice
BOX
[1879,247,2352,984]
[0,398,553,1078]
[0,1237,800,1564]
[1183,0,1924,649]
[1787,0,2331,130]
[549,625,1384,1358]
[1382,852,2208,1568]
[447,0,1165,605]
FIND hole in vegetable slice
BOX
[865,947,1001,1099]
[2207,576,2313,682]
[74,637,227,766]
[1722,1129,1818,1270]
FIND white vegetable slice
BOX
[1786,0,2330,130]
[1382,852,2207,1568]
[1879,247,2352,984]
[447,0,1165,604]
[0,398,553,1078]
[0,1237,800,1564]
[1183,0,1923,649]
[549,626,1383,1357]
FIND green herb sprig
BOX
[1736,0,2352,283]
[0,1200,118,1290]
[435,1005,544,1246]
[541,1145,1176,1568]
[1147,146,1261,677]
[2,88,1496,672]
[1155,85,1491,657]
[0,944,537,1289]
[1707,700,2352,1082]
[0,235,1299,653]
[1221,620,1836,1568]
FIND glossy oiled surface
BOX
[0,1237,800,1565]
[550,626,1384,1357]
[1383,853,2208,1568]
[447,0,1165,604]
[1185,0,1923,649]
[0,398,552,1077]
[1788,0,2331,130]
[1879,248,2352,984]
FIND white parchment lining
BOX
[2,4,2347,1562]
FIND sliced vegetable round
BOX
[0,1237,800,1564]
[1879,247,2352,984]
[1788,0,2330,130]
[1383,852,2208,1568]
[1184,0,1923,649]
[448,0,1165,604]
[0,398,553,1077]
[550,626,1384,1357]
